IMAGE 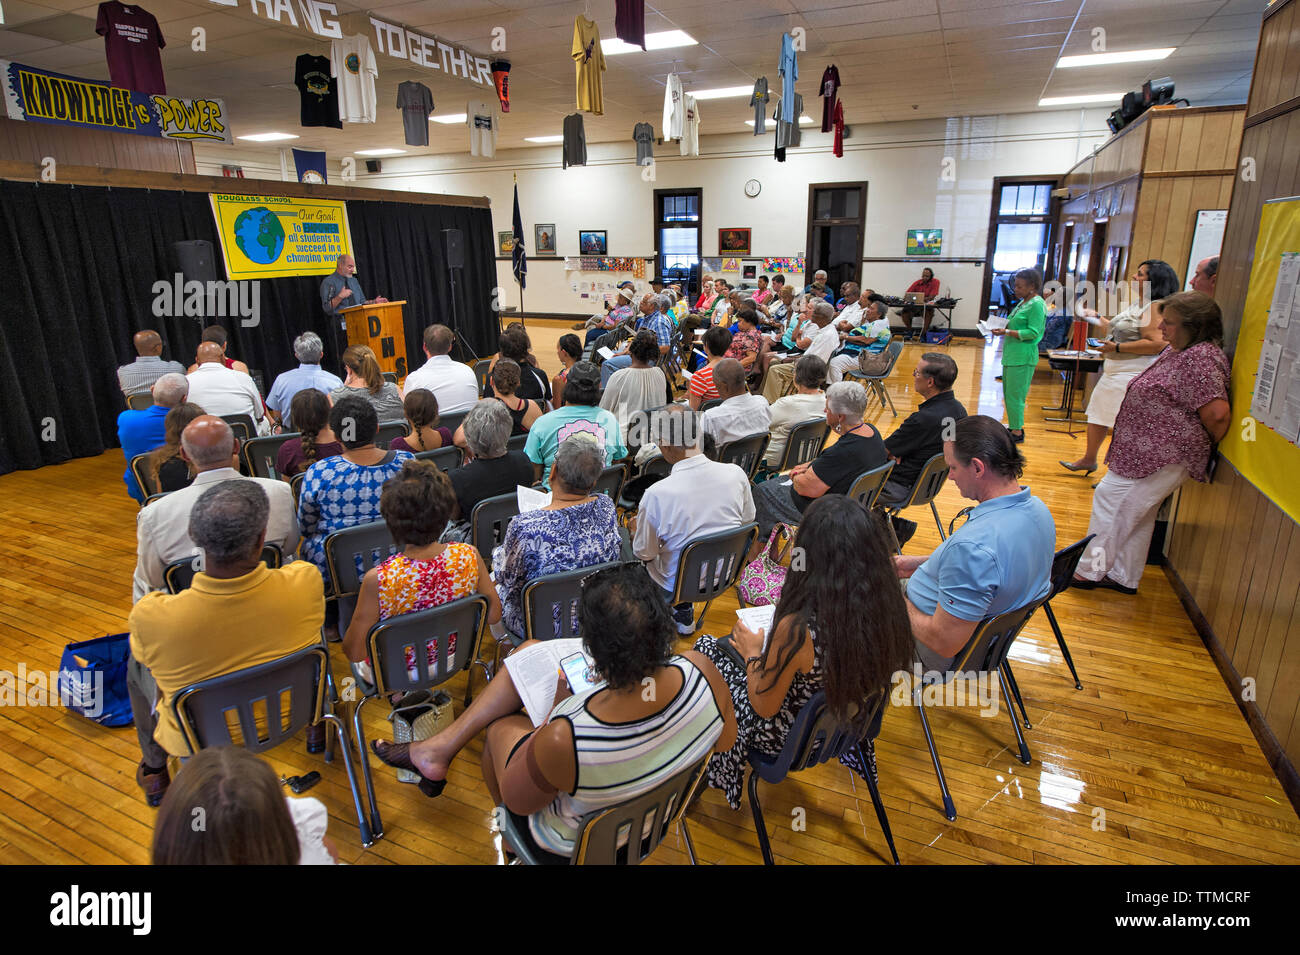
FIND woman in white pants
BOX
[1074,292,1230,593]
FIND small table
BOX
[1045,349,1102,429]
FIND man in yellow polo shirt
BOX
[128,481,324,806]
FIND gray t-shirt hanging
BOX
[633,121,654,165]
[775,92,803,148]
[396,81,434,146]
[564,113,587,168]
[750,77,769,134]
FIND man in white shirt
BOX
[634,404,756,634]
[701,359,772,447]
[132,416,299,601]
[762,300,840,402]
[764,354,828,466]
[401,324,479,414]
[186,342,271,435]
[834,284,866,330]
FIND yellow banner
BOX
[208,194,352,280]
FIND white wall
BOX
[195,108,1111,329]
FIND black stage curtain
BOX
[0,180,498,474]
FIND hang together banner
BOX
[1,60,232,143]
[210,194,353,280]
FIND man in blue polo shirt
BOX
[265,331,343,430]
[895,414,1055,673]
[599,293,674,387]
[118,372,190,503]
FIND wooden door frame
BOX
[979,175,1061,319]
[652,187,703,295]
[805,181,868,287]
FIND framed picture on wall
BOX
[579,230,607,254]
[719,228,751,255]
[535,224,557,254]
[497,231,515,255]
[906,229,942,256]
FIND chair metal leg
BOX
[997,666,1032,765]
[1043,601,1083,689]
[746,769,776,865]
[319,710,375,847]
[1001,660,1031,729]
[679,818,699,865]
[856,742,900,864]
[693,598,715,631]
[351,694,384,839]
[913,682,957,821]
[930,500,946,541]
[883,508,903,555]
[883,383,898,417]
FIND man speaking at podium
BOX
[321,254,387,323]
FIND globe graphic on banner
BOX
[233,207,286,264]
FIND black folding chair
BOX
[592,463,627,501]
[164,544,283,594]
[221,413,258,443]
[290,472,305,506]
[382,371,399,385]
[375,420,409,448]
[716,432,771,480]
[323,520,399,639]
[470,492,520,565]
[126,392,153,411]
[439,410,469,437]
[413,446,463,472]
[522,561,621,642]
[1034,535,1095,690]
[879,452,950,553]
[474,360,492,394]
[699,397,724,413]
[241,432,300,479]
[506,433,528,453]
[845,339,905,416]
[847,460,895,511]
[130,453,159,499]
[769,417,829,472]
[669,523,759,630]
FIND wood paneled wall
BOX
[0,117,195,174]
[1166,0,1300,806]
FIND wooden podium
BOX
[340,301,409,379]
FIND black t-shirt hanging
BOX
[295,53,342,129]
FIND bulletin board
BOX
[1219,195,1300,524]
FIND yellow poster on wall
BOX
[1219,195,1300,524]
[208,194,353,280]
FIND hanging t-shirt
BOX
[787,93,804,147]
[773,95,786,163]
[820,64,841,132]
[832,99,845,158]
[679,95,701,158]
[633,122,654,166]
[563,113,587,169]
[295,54,341,129]
[572,16,606,115]
[396,81,434,146]
[468,100,498,157]
[96,2,166,94]
[663,72,684,140]
[615,0,646,49]
[750,77,769,134]
[778,32,798,124]
[330,34,377,123]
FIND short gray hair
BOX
[651,293,672,313]
[812,300,836,322]
[180,419,235,468]
[293,331,324,363]
[826,381,869,419]
[188,480,268,564]
[462,398,510,459]
[153,372,189,408]
[648,403,702,451]
[552,434,605,494]
[814,270,828,280]
[869,300,890,322]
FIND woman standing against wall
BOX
[991,268,1046,443]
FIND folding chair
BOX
[768,417,829,473]
[470,492,520,565]
[221,413,258,443]
[847,460,895,511]
[522,561,621,643]
[323,520,399,639]
[290,472,305,507]
[130,453,159,499]
[439,410,469,437]
[413,446,463,472]
[375,420,409,448]
[506,433,528,453]
[164,543,283,594]
[126,392,153,411]
[716,432,771,480]
[669,523,759,630]
[172,644,374,846]
[241,432,301,479]
[879,452,950,553]
[845,339,905,416]
[1033,534,1095,690]
[473,359,492,395]
[592,463,627,501]
[382,371,399,385]
[699,398,725,413]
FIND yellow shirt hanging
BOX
[572,15,606,115]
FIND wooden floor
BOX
[3,326,1299,865]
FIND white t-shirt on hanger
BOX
[330,34,377,123]
[662,73,683,140]
[680,94,700,157]
[467,99,497,157]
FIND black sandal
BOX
[370,740,447,797]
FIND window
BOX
[999,183,1051,216]
[654,188,702,293]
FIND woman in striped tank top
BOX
[371,564,737,861]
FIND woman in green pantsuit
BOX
[992,268,1046,443]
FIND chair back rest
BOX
[413,446,464,472]
[142,492,170,507]
[671,523,759,605]
[130,453,159,498]
[242,432,300,479]
[221,413,258,443]
[470,492,521,563]
[126,392,153,411]
[699,398,724,413]
[572,756,710,865]
[847,460,895,510]
[375,420,409,448]
[474,360,492,394]
[592,463,627,500]
[164,544,283,594]
[641,454,672,479]
[881,338,905,374]
[172,644,326,755]
[290,472,305,506]
[717,432,770,479]
[904,453,950,508]
[439,410,469,436]
[506,432,528,453]
[324,520,398,597]
[522,561,620,641]
[755,690,887,781]
[951,600,1044,674]
[776,418,829,471]
[366,595,488,696]
[382,371,399,385]
[1050,534,1096,600]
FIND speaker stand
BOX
[448,266,481,363]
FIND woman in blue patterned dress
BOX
[492,435,622,638]
[297,395,413,577]
[693,494,914,808]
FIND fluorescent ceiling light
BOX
[745,115,815,130]
[236,132,298,142]
[525,135,564,143]
[603,30,696,55]
[1038,92,1125,106]
[356,148,406,156]
[689,85,753,100]
[1057,48,1175,68]
[431,113,467,124]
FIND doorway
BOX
[654,188,701,298]
[981,178,1057,317]
[805,182,866,292]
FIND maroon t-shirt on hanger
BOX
[615,0,646,49]
[96,1,166,94]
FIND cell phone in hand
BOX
[1087,337,1104,349]
[560,652,601,695]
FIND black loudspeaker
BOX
[171,239,218,282]
[365,159,382,173]
[443,228,464,269]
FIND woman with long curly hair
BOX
[145,402,204,493]
[275,388,342,478]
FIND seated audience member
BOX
[118,329,186,398]
[393,388,453,452]
[688,326,733,410]
[694,274,718,311]
[492,436,622,638]
[369,563,737,862]
[751,381,887,539]
[186,325,250,375]
[442,399,536,542]
[769,284,796,329]
[187,342,271,435]
[552,334,583,407]
[265,332,343,430]
[634,404,755,633]
[153,746,336,865]
[752,274,774,306]
[828,299,893,383]
[600,330,672,438]
[600,294,674,387]
[475,360,544,439]
[895,415,1055,672]
[701,358,772,448]
[525,361,626,488]
[343,460,502,685]
[276,389,343,479]
[297,396,413,577]
[725,308,764,372]
[132,416,299,601]
[331,345,404,422]
[804,269,833,301]
[762,301,841,403]
[584,286,637,347]
[119,372,189,503]
[402,324,479,415]
[833,283,864,327]
[144,402,205,495]
[486,326,551,404]
[694,495,912,807]
[128,481,323,805]
[763,355,828,467]
[779,294,814,353]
